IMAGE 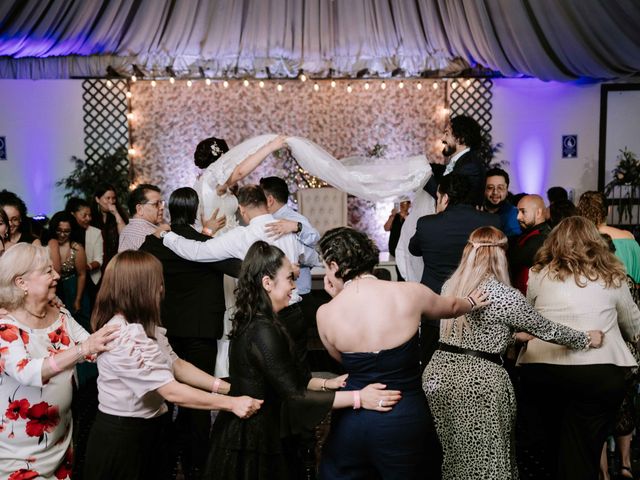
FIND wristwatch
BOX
[296,222,303,234]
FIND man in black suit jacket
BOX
[140,188,241,479]
[409,174,500,365]
[424,114,486,206]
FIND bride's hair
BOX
[194,137,229,169]
[442,226,509,339]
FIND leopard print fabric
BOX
[423,277,588,479]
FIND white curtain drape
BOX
[2,0,638,80]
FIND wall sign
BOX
[562,135,577,158]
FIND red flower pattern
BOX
[6,398,30,420]
[19,329,29,345]
[54,447,73,479]
[16,358,29,371]
[0,324,19,343]
[48,327,70,347]
[8,470,39,480]
[25,401,60,438]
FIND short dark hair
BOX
[259,177,289,204]
[194,137,229,169]
[547,186,569,204]
[548,199,578,227]
[438,174,474,206]
[169,187,199,226]
[65,197,90,214]
[128,184,161,216]
[450,115,482,150]
[237,185,267,208]
[485,167,510,186]
[318,227,380,282]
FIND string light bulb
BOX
[127,113,134,120]
[451,80,458,89]
[277,83,283,92]
[313,83,320,92]
[106,80,113,88]
[398,81,404,89]
[126,91,132,98]
[259,80,265,88]
[187,80,193,88]
[381,81,386,90]
[346,84,353,93]
[330,80,336,88]
[151,80,157,87]
[300,73,307,82]
[223,80,229,88]
[416,82,423,90]
[128,148,136,156]
[465,79,472,87]
[364,82,370,90]
[243,79,249,87]
[131,75,137,82]
[205,78,211,86]
[432,82,438,90]
[169,77,175,84]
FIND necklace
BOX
[24,307,46,319]
[343,274,378,289]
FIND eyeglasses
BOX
[486,185,507,192]
[142,200,165,208]
[56,229,72,234]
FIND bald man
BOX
[509,194,551,293]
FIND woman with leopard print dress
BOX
[422,226,604,479]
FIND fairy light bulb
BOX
[259,80,265,88]
[416,82,423,90]
[128,148,136,156]
[381,81,386,90]
[277,83,283,92]
[398,81,404,89]
[313,83,319,92]
[131,75,137,82]
[169,77,175,84]
[126,91,132,98]
[465,79,472,87]
[432,81,438,90]
[106,80,113,88]
[330,80,336,88]
[451,80,458,89]
[300,73,307,82]
[187,80,193,88]
[346,84,352,93]
[364,82,370,90]
[205,78,211,86]
[127,112,134,120]
[151,80,157,87]
[243,79,249,87]
[222,80,229,88]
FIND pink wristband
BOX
[212,378,221,394]
[352,390,361,410]
[48,355,62,374]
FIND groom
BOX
[423,114,486,207]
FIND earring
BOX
[23,290,28,296]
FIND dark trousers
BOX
[517,363,628,480]
[84,411,171,480]
[168,336,218,476]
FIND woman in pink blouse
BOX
[83,250,262,480]
[0,244,118,479]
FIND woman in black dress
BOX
[204,241,401,479]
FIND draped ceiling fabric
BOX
[0,0,639,81]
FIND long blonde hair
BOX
[442,226,510,338]
[532,216,625,288]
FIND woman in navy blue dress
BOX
[316,227,488,479]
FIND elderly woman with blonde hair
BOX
[0,244,117,479]
[423,226,602,480]
[518,216,640,480]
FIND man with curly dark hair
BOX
[423,114,487,207]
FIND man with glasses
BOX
[483,167,521,238]
[118,184,165,252]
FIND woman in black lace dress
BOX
[203,241,401,479]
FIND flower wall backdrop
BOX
[129,79,449,249]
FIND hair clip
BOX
[210,141,222,157]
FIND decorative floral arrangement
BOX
[605,147,640,224]
[606,147,640,194]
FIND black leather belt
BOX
[438,342,503,366]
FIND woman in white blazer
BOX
[517,216,640,480]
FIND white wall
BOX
[492,78,601,201]
[0,80,85,216]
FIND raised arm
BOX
[221,135,287,190]
[161,229,241,262]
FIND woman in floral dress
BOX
[0,244,117,479]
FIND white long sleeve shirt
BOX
[162,213,319,302]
